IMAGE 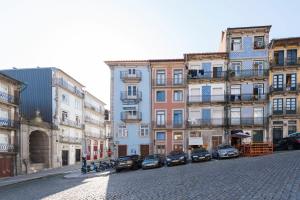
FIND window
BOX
[253,60,264,76]
[190,131,201,137]
[287,49,297,65]
[62,94,69,104]
[127,85,137,96]
[156,145,165,155]
[156,111,165,126]
[286,98,296,114]
[140,124,149,137]
[230,108,241,125]
[0,108,9,119]
[254,36,265,49]
[75,116,80,125]
[230,85,241,101]
[173,144,183,151]
[156,91,165,102]
[156,70,166,85]
[286,74,297,91]
[288,121,297,135]
[118,125,128,137]
[213,66,223,78]
[156,132,166,140]
[75,99,81,109]
[273,98,283,114]
[273,74,283,90]
[231,62,242,76]
[0,133,9,144]
[173,69,183,85]
[173,132,183,140]
[252,130,264,142]
[173,110,183,126]
[62,111,68,122]
[274,51,284,66]
[128,68,136,75]
[173,90,183,101]
[231,37,242,51]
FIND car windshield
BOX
[288,132,300,137]
[219,145,232,149]
[169,151,183,155]
[192,148,206,153]
[118,156,130,161]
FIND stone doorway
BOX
[29,130,49,171]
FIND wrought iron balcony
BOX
[152,78,185,87]
[270,58,300,67]
[120,70,142,82]
[187,70,226,80]
[187,118,224,128]
[270,84,300,93]
[272,109,298,115]
[120,91,142,103]
[0,144,16,153]
[188,95,226,104]
[59,135,82,144]
[84,102,104,114]
[60,118,84,129]
[0,118,18,129]
[228,117,267,126]
[0,91,19,105]
[53,78,84,98]
[228,94,267,103]
[121,112,142,122]
[152,121,184,129]
[228,69,268,79]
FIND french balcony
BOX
[53,78,84,98]
[269,84,300,94]
[270,58,300,68]
[84,102,104,114]
[188,95,226,104]
[0,91,19,105]
[187,118,224,128]
[187,70,226,81]
[0,118,18,129]
[120,70,142,82]
[121,112,142,122]
[152,78,185,87]
[228,94,268,103]
[228,69,268,80]
[59,135,82,144]
[120,91,142,103]
[60,119,84,129]
[228,117,267,127]
[0,144,17,153]
[272,109,298,116]
[152,121,184,129]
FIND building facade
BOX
[0,73,22,177]
[150,59,186,155]
[83,92,106,161]
[268,37,300,145]
[185,53,228,152]
[106,61,151,157]
[220,26,271,145]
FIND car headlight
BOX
[154,160,159,164]
[205,154,210,157]
[166,158,171,161]
[219,150,226,155]
[179,156,184,160]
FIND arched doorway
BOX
[29,130,49,168]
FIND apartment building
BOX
[2,68,85,168]
[150,59,186,155]
[0,73,22,177]
[105,61,151,157]
[268,37,300,145]
[220,26,271,145]
[185,53,228,152]
[84,92,106,161]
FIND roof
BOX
[269,37,300,48]
[227,25,272,31]
[184,52,228,61]
[0,72,24,85]
[85,91,106,106]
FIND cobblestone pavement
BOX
[0,151,299,200]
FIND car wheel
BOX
[288,144,294,150]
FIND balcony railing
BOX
[228,69,268,79]
[121,112,142,122]
[187,118,224,127]
[152,121,184,129]
[85,117,101,126]
[0,118,18,129]
[84,102,104,114]
[60,119,83,129]
[188,95,226,103]
[187,70,226,80]
[120,70,142,82]
[53,78,84,98]
[59,135,82,144]
[120,91,142,103]
[228,94,267,103]
[228,117,267,126]
[272,109,298,115]
[270,84,300,93]
[0,91,19,105]
[0,144,16,153]
[85,131,105,139]
[152,78,185,87]
[270,58,300,67]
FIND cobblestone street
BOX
[0,151,299,200]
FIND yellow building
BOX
[269,37,300,146]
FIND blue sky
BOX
[0,0,299,107]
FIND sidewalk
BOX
[0,164,81,187]
[64,169,115,179]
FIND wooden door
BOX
[62,150,69,166]
[118,145,127,157]
[0,157,12,178]
[212,136,222,150]
[140,145,149,157]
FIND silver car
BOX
[212,144,239,159]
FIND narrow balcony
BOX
[228,94,268,103]
[228,69,268,80]
[228,117,267,127]
[188,95,226,104]
[269,84,300,94]
[187,118,224,128]
[120,91,142,103]
[187,70,226,81]
[84,102,104,114]
[270,58,300,68]
[60,119,84,129]
[59,135,82,144]
[53,78,84,98]
[0,144,16,153]
[0,118,18,129]
[152,78,185,87]
[121,112,142,122]
[272,109,298,116]
[120,70,142,82]
[0,91,19,105]
[152,121,184,129]
[84,117,101,126]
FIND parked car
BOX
[212,144,239,159]
[191,148,211,162]
[275,135,300,150]
[166,150,187,166]
[115,155,142,172]
[142,154,164,169]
